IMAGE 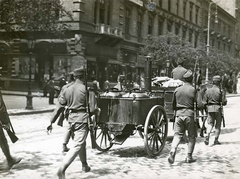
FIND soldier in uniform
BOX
[47,72,75,153]
[168,70,197,164]
[0,88,21,169]
[57,66,91,179]
[171,56,187,81]
[203,75,227,145]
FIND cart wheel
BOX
[144,105,168,157]
[93,122,114,152]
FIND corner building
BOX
[0,0,237,90]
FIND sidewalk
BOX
[2,90,56,116]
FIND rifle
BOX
[0,121,18,143]
[219,84,225,127]
[83,65,96,148]
[193,57,200,129]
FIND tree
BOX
[0,0,73,39]
[140,33,240,79]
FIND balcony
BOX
[94,24,123,46]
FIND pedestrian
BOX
[43,77,49,97]
[0,88,21,169]
[202,75,227,145]
[171,55,187,81]
[168,70,198,164]
[47,72,75,153]
[59,76,67,91]
[57,66,91,179]
[48,76,55,104]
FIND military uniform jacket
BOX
[173,82,196,117]
[59,80,88,123]
[171,65,187,81]
[202,85,227,112]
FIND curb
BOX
[8,108,55,116]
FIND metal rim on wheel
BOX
[92,121,114,152]
[144,105,168,157]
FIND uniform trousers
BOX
[0,122,12,161]
[171,116,197,154]
[60,122,89,172]
[206,111,222,139]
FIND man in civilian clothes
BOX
[57,66,91,179]
[168,70,198,164]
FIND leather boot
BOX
[62,144,70,153]
[168,151,176,164]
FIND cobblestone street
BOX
[0,96,240,179]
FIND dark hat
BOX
[183,70,193,82]
[73,66,85,77]
[177,57,186,64]
[212,75,221,83]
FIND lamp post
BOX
[206,2,218,83]
[145,54,152,92]
[26,37,35,110]
[166,59,170,77]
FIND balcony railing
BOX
[95,24,123,38]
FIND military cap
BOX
[183,70,193,82]
[73,66,85,77]
[212,75,221,83]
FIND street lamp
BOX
[26,36,35,110]
[206,2,218,83]
[166,59,170,77]
[145,54,152,92]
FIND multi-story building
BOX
[0,0,237,91]
[212,0,240,57]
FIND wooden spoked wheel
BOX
[92,121,114,152]
[144,105,168,157]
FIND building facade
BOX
[0,0,238,91]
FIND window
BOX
[195,33,199,48]
[125,9,131,35]
[94,0,110,24]
[137,14,142,41]
[175,23,180,35]
[168,0,171,12]
[189,3,193,22]
[195,7,199,24]
[148,16,153,34]
[176,0,179,15]
[183,1,187,19]
[158,19,164,35]
[182,27,187,40]
[189,30,193,43]
[167,20,172,32]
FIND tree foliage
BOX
[141,33,240,79]
[0,0,73,38]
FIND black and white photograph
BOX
[0,0,240,179]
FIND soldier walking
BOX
[168,70,198,164]
[203,75,227,145]
[0,88,21,169]
[47,72,75,153]
[57,66,91,179]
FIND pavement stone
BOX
[0,90,240,179]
